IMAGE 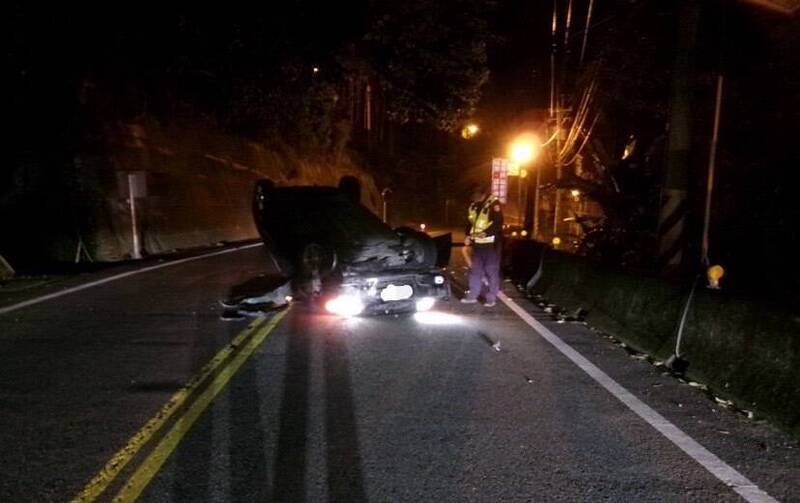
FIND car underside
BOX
[252,177,451,316]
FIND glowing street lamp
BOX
[507,133,542,235]
[461,123,480,139]
[510,142,534,165]
[508,133,541,166]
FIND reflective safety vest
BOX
[468,195,500,244]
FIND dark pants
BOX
[466,244,501,302]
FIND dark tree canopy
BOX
[6,3,493,151]
[365,0,493,131]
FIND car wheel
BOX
[299,243,337,278]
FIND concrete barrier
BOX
[507,240,800,437]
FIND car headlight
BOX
[325,295,365,317]
[415,297,436,312]
[434,275,445,285]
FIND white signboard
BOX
[491,158,508,204]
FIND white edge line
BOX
[498,292,779,503]
[0,243,263,317]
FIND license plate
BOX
[380,284,413,302]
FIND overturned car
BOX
[252,177,451,316]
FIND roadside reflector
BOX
[707,265,725,289]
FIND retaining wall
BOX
[508,241,800,436]
[2,118,380,266]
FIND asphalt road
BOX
[1,244,798,502]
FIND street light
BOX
[461,123,480,139]
[508,133,541,165]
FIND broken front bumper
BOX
[326,270,451,316]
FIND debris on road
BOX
[714,397,735,408]
[477,331,501,351]
[514,290,769,429]
[219,279,294,321]
[688,381,709,391]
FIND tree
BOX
[552,1,678,267]
[364,0,493,131]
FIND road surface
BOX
[0,244,798,502]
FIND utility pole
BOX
[657,0,700,272]
[701,75,724,266]
[701,2,728,267]
[553,101,563,239]
[549,1,557,120]
[551,0,563,241]
[532,168,541,238]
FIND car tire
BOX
[299,243,337,278]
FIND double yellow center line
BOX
[72,309,289,503]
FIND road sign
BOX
[491,158,508,204]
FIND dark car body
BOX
[253,179,449,314]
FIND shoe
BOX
[460,298,478,304]
[484,301,496,307]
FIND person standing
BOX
[461,185,503,307]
